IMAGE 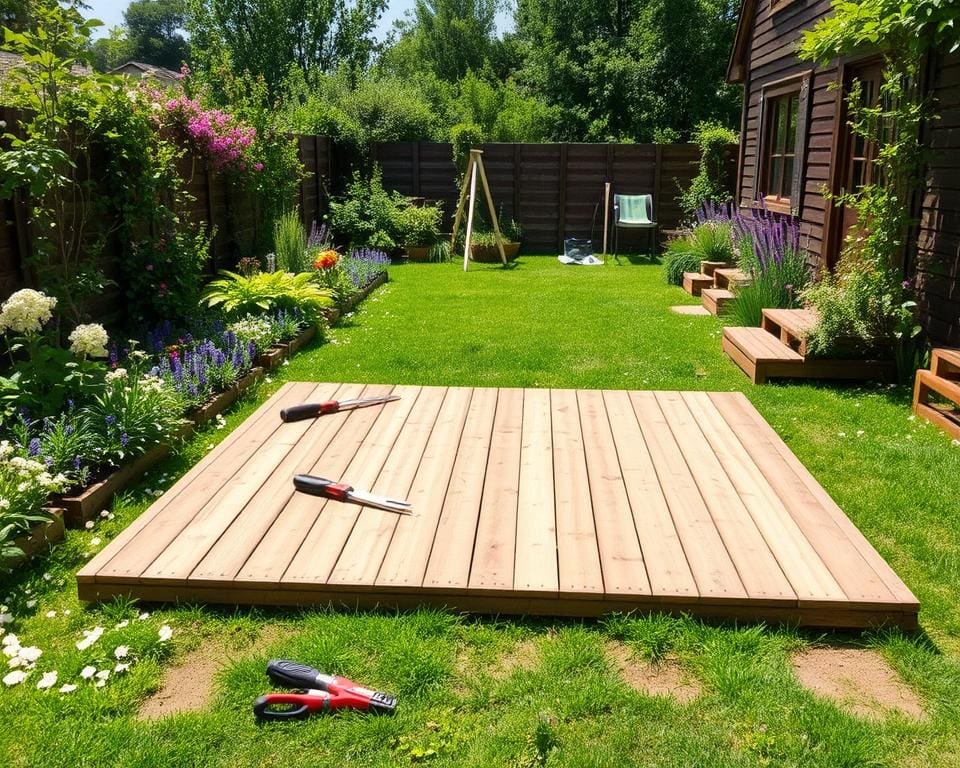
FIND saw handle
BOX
[280,401,339,422]
[293,475,352,502]
[267,659,327,690]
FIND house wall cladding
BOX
[0,128,332,300]
[734,0,960,344]
[374,141,721,252]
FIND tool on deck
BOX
[280,395,400,422]
[292,474,413,514]
[254,659,398,722]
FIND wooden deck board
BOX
[78,383,919,628]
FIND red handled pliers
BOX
[280,395,400,422]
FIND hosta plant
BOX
[202,270,333,321]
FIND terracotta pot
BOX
[471,242,520,263]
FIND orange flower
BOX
[314,249,339,270]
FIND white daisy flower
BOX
[3,669,27,686]
[25,599,36,609]
[79,666,96,679]
[90,537,101,547]
[100,510,110,518]
[17,646,41,663]
[45,611,56,619]
[95,679,106,688]
[42,573,51,581]
[76,626,104,651]
[59,683,77,694]
[157,625,173,642]
[114,662,130,674]
[138,612,150,620]
[37,671,57,689]
[95,669,110,681]
[114,645,129,659]
[84,521,95,530]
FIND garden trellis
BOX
[450,149,507,270]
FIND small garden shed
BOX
[726,0,960,345]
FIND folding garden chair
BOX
[612,194,658,262]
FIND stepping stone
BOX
[671,305,711,316]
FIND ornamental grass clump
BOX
[662,220,734,286]
[273,211,309,273]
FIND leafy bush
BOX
[0,443,68,560]
[450,122,484,176]
[327,168,407,251]
[202,271,333,321]
[273,211,309,273]
[394,204,443,247]
[680,122,738,218]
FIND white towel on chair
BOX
[558,254,604,266]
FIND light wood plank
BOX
[373,387,475,589]
[468,388,524,592]
[92,382,326,582]
[682,392,847,603]
[141,384,366,583]
[78,382,302,581]
[602,390,697,600]
[237,385,423,585]
[711,393,914,608]
[423,388,499,591]
[577,389,650,597]
[512,388,558,594]
[654,391,795,602]
[282,386,446,586]
[189,384,393,585]
[629,391,748,602]
[550,389,604,596]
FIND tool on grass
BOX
[280,395,400,423]
[293,474,413,514]
[254,659,398,722]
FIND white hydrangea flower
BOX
[37,671,57,689]
[0,289,57,335]
[104,368,128,383]
[59,683,77,694]
[79,665,96,679]
[2,633,18,646]
[0,613,13,625]
[3,669,27,686]
[68,323,109,359]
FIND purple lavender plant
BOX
[344,247,390,289]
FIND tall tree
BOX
[514,0,739,141]
[186,0,386,96]
[1,0,88,32]
[405,0,500,82]
[123,0,189,69]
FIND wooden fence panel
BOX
[374,140,714,253]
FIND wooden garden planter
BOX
[2,509,65,568]
[470,242,520,263]
[190,367,264,427]
[405,245,431,262]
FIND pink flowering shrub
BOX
[161,94,261,173]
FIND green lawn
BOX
[2,257,960,767]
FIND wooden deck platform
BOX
[77,383,919,629]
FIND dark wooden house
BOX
[727,0,960,344]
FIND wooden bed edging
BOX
[190,367,265,427]
[324,273,389,325]
[2,509,65,569]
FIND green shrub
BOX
[450,122,484,177]
[327,167,407,250]
[202,270,333,321]
[394,203,443,248]
[680,122,738,218]
[662,222,734,285]
[273,211,308,273]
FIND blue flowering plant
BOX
[6,406,96,490]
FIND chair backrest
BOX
[614,194,654,224]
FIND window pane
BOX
[851,159,866,190]
[771,157,784,196]
[782,157,794,198]
[774,101,787,150]
[786,96,799,152]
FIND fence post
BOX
[653,144,663,225]
[412,142,421,197]
[558,143,568,250]
[314,135,323,222]
[512,144,521,223]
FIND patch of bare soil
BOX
[606,642,701,703]
[137,624,286,720]
[791,646,925,721]
[491,638,540,680]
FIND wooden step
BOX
[713,268,751,290]
[913,368,960,440]
[761,308,818,356]
[722,327,803,384]
[723,326,896,385]
[931,348,960,379]
[700,260,730,277]
[682,272,714,297]
[701,287,735,316]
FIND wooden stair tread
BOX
[915,369,960,405]
[700,261,730,277]
[762,308,818,336]
[713,268,751,288]
[702,288,735,300]
[932,348,960,377]
[683,272,714,297]
[723,327,804,362]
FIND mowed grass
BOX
[2,257,960,767]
